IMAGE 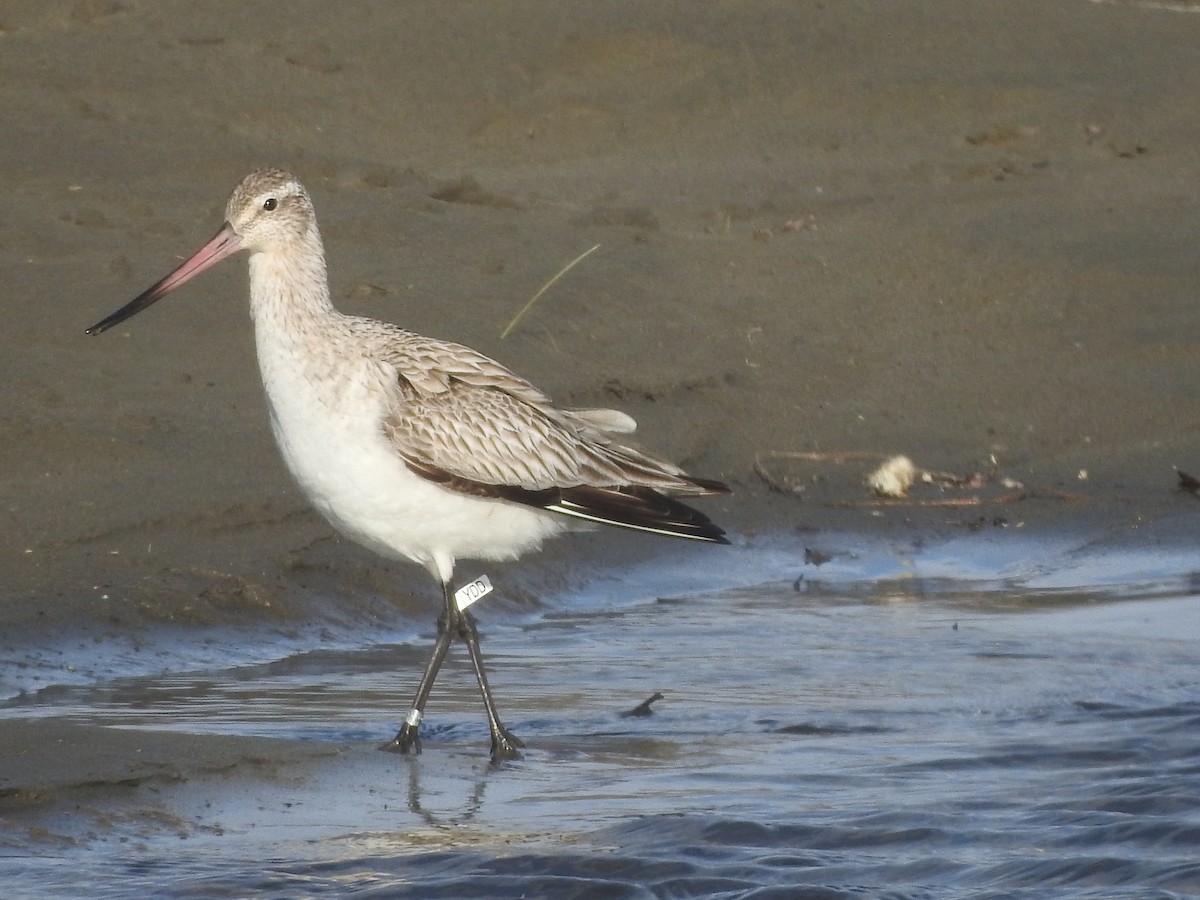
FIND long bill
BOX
[86,222,243,335]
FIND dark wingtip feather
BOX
[551,485,730,544]
[404,460,731,544]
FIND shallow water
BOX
[2,538,1200,899]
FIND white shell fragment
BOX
[868,455,918,498]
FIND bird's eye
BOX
[262,197,278,211]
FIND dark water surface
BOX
[2,536,1199,899]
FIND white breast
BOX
[252,319,567,581]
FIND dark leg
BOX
[382,579,522,761]
[381,587,457,755]
[458,608,523,762]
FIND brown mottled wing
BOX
[373,331,718,489]
[385,374,619,490]
[376,331,556,409]
[374,327,729,542]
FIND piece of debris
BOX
[868,455,918,498]
[922,469,991,489]
[805,547,831,566]
[620,691,665,718]
[753,448,1089,512]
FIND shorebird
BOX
[87,169,730,761]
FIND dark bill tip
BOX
[86,222,242,336]
[86,286,163,335]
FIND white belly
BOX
[256,337,566,581]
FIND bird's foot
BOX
[489,728,524,763]
[381,722,422,755]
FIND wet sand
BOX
[3,0,1200,865]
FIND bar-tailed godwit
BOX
[88,169,730,761]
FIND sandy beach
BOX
[3,1,1200,888]
[4,0,1199,625]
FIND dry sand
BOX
[2,0,1200,807]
